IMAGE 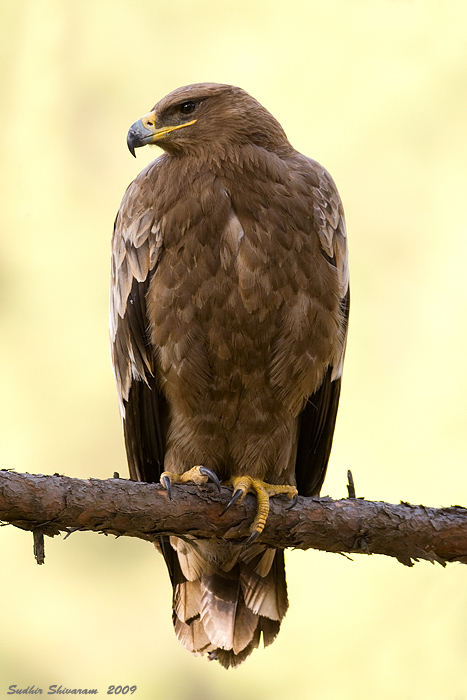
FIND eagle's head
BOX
[126,82,291,158]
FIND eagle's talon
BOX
[160,465,220,497]
[244,530,260,545]
[161,474,172,499]
[225,476,298,539]
[199,466,221,492]
[221,488,244,516]
[285,494,298,511]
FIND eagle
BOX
[110,83,349,668]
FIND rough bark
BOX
[1,469,467,567]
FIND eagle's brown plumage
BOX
[110,83,349,668]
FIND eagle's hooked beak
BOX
[127,111,197,157]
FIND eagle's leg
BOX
[224,476,298,542]
[160,465,221,499]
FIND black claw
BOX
[245,530,260,545]
[286,494,298,511]
[221,488,243,516]
[161,475,172,499]
[199,466,221,492]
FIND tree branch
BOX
[1,469,467,567]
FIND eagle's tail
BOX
[163,537,288,669]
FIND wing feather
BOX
[309,158,349,302]
[294,158,350,497]
[110,160,167,483]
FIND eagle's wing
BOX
[110,161,167,484]
[295,160,350,497]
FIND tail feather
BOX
[208,625,262,669]
[201,569,259,655]
[167,539,289,668]
[208,616,282,670]
[173,578,201,623]
[259,617,281,648]
[170,536,214,580]
[173,614,214,654]
[240,549,288,620]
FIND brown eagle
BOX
[110,83,349,668]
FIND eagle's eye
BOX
[179,101,197,115]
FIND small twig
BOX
[63,526,85,540]
[347,469,356,499]
[33,528,45,565]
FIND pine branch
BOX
[1,469,467,567]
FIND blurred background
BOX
[1,0,467,697]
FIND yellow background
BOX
[1,1,467,697]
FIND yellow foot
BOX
[160,465,221,499]
[223,476,298,542]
